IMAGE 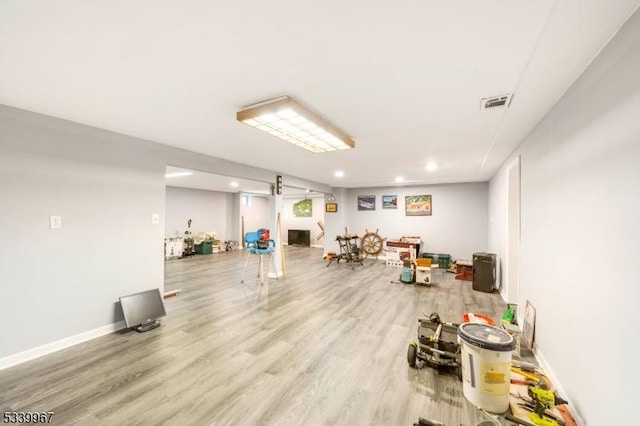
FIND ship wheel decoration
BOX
[360,229,385,258]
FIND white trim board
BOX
[0,321,126,371]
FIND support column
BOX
[230,192,241,245]
[268,184,284,278]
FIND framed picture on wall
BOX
[382,195,397,209]
[357,195,375,211]
[325,202,338,213]
[293,199,312,217]
[522,300,536,349]
[405,195,432,216]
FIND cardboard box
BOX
[386,250,400,260]
[415,266,431,285]
[386,259,403,267]
[455,262,473,281]
[401,236,421,244]
[416,258,432,267]
[386,241,417,260]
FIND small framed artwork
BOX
[522,301,536,349]
[405,195,432,216]
[325,202,338,213]
[382,195,398,209]
[293,199,313,217]
[357,195,375,211]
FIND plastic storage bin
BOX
[195,241,213,255]
[437,254,451,269]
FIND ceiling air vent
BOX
[480,93,513,110]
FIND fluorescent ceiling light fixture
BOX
[425,163,438,172]
[230,181,239,188]
[395,176,405,183]
[334,170,345,178]
[237,96,355,153]
[165,171,194,178]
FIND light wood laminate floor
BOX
[1,247,511,425]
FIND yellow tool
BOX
[511,367,540,383]
[527,386,568,426]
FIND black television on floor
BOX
[119,288,166,332]
[288,229,311,246]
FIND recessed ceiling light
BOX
[230,181,239,188]
[165,172,194,178]
[334,170,345,178]
[425,163,438,172]
[395,176,405,182]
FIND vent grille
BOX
[481,94,513,110]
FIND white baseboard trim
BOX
[0,321,126,371]
[532,345,586,425]
[284,243,323,249]
[508,311,585,424]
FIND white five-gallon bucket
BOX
[458,322,516,413]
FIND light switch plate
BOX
[50,216,62,229]
[151,213,160,225]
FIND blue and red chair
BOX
[241,230,276,286]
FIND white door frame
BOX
[506,156,521,304]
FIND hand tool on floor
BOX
[512,360,539,372]
[413,417,444,426]
[511,378,535,386]
[527,386,569,426]
[517,402,565,426]
[505,413,537,426]
[511,367,540,383]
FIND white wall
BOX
[488,8,640,424]
[489,165,508,291]
[165,186,233,240]
[239,194,269,239]
[282,196,325,246]
[343,183,488,260]
[0,105,166,362]
[0,105,325,368]
[323,188,348,257]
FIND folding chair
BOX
[240,231,276,286]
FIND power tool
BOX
[528,386,569,426]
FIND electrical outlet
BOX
[151,213,160,225]
[50,216,62,229]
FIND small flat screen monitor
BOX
[119,288,166,332]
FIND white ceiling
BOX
[1,1,639,189]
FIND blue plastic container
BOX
[401,267,414,283]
